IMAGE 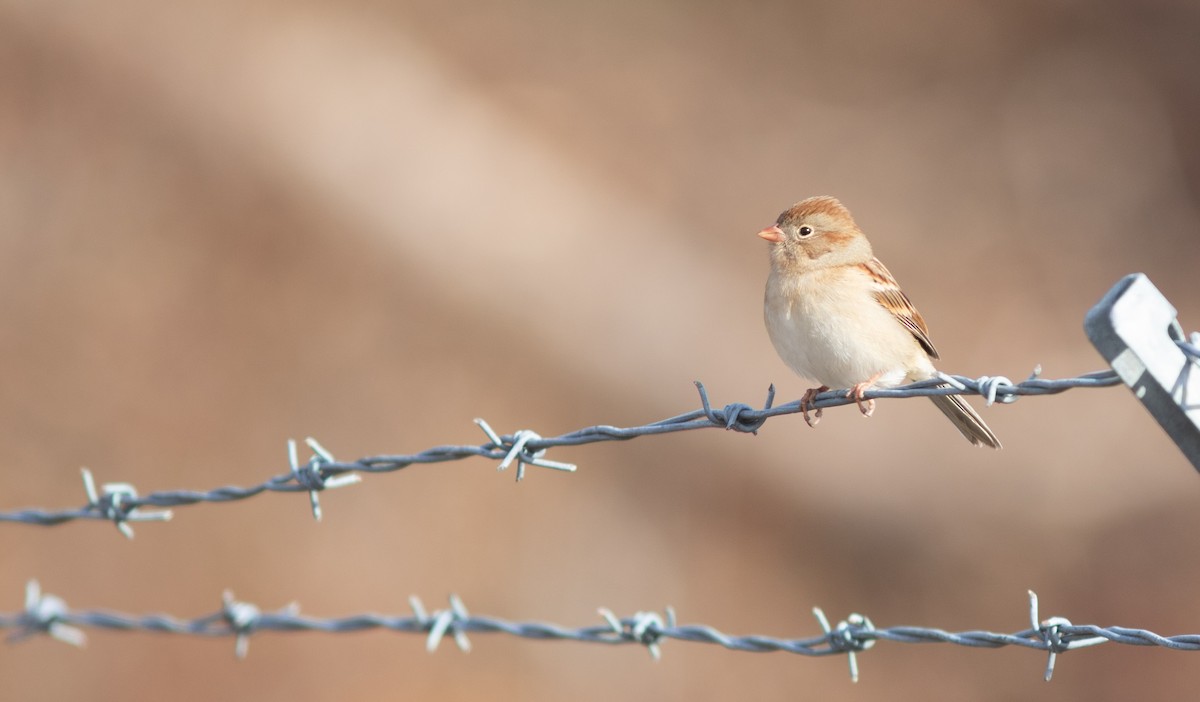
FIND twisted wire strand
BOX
[0,371,1120,530]
[2,583,1195,680]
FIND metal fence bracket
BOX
[1085,273,1200,473]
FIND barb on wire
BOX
[598,606,677,660]
[812,607,875,682]
[3,583,1197,680]
[474,419,578,482]
[220,591,302,659]
[79,468,173,539]
[288,437,362,522]
[5,581,85,647]
[0,370,1120,530]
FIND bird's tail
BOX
[928,392,1002,449]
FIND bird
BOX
[757,195,1001,448]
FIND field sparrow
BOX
[758,196,1001,448]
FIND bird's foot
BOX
[847,376,882,417]
[800,386,830,427]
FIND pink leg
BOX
[799,386,830,427]
[847,373,884,417]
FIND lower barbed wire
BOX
[4,583,1198,681]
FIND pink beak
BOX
[757,225,784,243]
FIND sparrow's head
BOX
[757,196,873,273]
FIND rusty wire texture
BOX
[2,582,1196,682]
[0,370,1120,534]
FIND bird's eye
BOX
[798,226,814,237]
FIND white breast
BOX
[763,266,933,389]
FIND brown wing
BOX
[861,257,940,360]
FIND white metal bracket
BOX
[1085,273,1200,473]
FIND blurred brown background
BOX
[2,0,1199,699]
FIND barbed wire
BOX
[6,276,1190,688]
[3,581,1195,681]
[0,370,1120,535]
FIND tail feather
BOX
[928,392,1002,449]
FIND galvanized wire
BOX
[2,582,1194,681]
[0,275,1181,684]
[0,370,1120,534]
